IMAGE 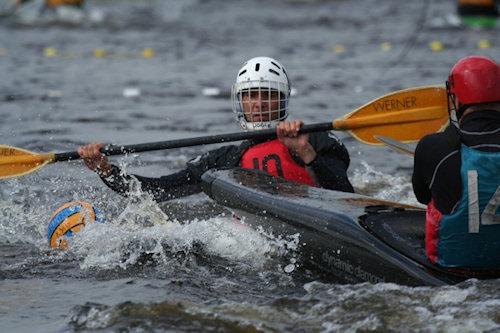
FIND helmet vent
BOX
[255,63,260,71]
[271,61,281,69]
[238,69,247,77]
[269,69,279,76]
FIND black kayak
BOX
[201,168,500,286]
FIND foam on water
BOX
[67,187,288,272]
[296,280,500,332]
[0,160,297,276]
[69,279,497,333]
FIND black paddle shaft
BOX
[54,122,334,162]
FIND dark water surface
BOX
[1,0,500,332]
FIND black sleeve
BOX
[412,138,432,205]
[99,144,243,202]
[185,144,245,180]
[101,166,201,202]
[412,126,462,211]
[307,132,354,193]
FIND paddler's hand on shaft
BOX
[277,120,317,165]
[78,143,113,177]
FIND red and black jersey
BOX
[240,139,316,186]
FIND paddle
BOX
[0,85,448,179]
[375,135,416,156]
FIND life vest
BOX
[240,139,316,186]
[426,144,500,269]
[46,0,83,7]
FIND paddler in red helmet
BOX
[78,57,354,202]
[412,55,500,269]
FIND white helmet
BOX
[231,57,291,131]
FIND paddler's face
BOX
[241,89,280,122]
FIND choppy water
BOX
[1,0,499,332]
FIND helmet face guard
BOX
[232,57,291,131]
[232,80,289,130]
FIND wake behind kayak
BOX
[201,168,500,286]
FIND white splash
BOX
[351,161,423,206]
[0,178,47,247]
[68,186,280,270]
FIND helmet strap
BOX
[446,80,458,124]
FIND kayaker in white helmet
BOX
[78,56,354,202]
[412,55,500,270]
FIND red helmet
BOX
[447,55,500,105]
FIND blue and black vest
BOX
[427,144,500,268]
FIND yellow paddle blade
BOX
[0,145,55,179]
[333,86,449,144]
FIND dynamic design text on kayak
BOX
[373,96,417,112]
[322,251,385,284]
[0,147,16,156]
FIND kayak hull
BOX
[201,168,499,286]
